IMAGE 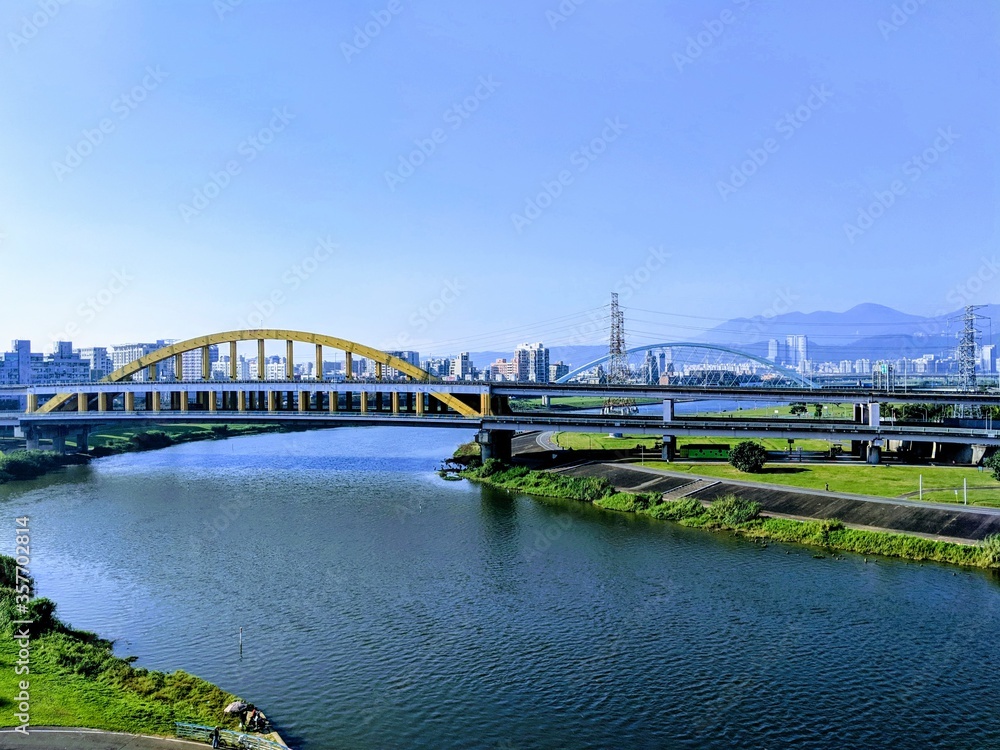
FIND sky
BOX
[0,0,997,357]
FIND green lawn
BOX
[67,423,276,450]
[554,433,835,452]
[641,461,1000,507]
[693,403,857,420]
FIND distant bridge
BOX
[3,329,1000,463]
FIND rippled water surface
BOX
[2,427,999,749]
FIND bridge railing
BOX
[175,722,287,748]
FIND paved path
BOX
[0,728,206,750]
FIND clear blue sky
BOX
[1,0,997,355]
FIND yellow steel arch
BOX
[36,329,479,417]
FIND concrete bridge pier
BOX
[76,427,90,454]
[25,428,39,451]
[476,429,513,462]
[661,435,677,462]
[866,441,882,464]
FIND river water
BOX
[1,427,998,749]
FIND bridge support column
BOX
[238,391,246,412]
[360,392,368,414]
[541,395,550,407]
[391,391,399,414]
[663,399,674,422]
[98,393,108,413]
[230,341,238,380]
[25,429,39,451]
[345,352,353,380]
[299,390,308,413]
[476,430,513,462]
[329,391,338,413]
[480,392,491,417]
[866,443,882,464]
[661,435,677,462]
[180,391,189,412]
[25,394,37,413]
[315,344,323,381]
[869,402,880,429]
[286,340,294,379]
[208,391,218,413]
[257,340,266,379]
[267,391,277,412]
[77,393,88,412]
[125,392,135,412]
[51,431,66,454]
[151,391,161,412]
[76,428,89,454]
[415,392,424,416]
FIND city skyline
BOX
[1,1,997,350]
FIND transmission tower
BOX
[951,304,986,417]
[602,293,637,415]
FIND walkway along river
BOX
[2,427,999,749]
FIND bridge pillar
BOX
[299,390,308,413]
[267,391,277,412]
[663,399,674,422]
[257,339,266,379]
[866,442,882,465]
[98,392,108,413]
[125,392,135,412]
[180,391,189,412]
[661,435,677,462]
[415,392,424,416]
[51,430,66,454]
[208,391,218,413]
[391,391,399,414]
[477,429,513,462]
[286,340,294,379]
[480,392,491,417]
[360,391,368,414]
[152,391,161,412]
[315,344,323,381]
[541,395,550,407]
[869,402,880,429]
[238,391,246,412]
[329,391,338,413]
[345,351,353,380]
[76,428,89,454]
[25,394,37,414]
[230,341,238,380]
[25,428,39,451]
[77,393,88,412]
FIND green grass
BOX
[553,433,834,452]
[68,423,280,450]
[696,403,857,420]
[640,461,1000,507]
[459,464,1000,570]
[0,555,243,733]
[512,397,659,411]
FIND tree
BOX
[789,402,807,416]
[985,451,1000,482]
[729,441,768,473]
[813,403,824,418]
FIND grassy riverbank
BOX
[459,459,1000,570]
[0,554,242,733]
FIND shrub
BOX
[729,441,768,473]
[478,458,505,477]
[706,494,761,526]
[985,453,1000,482]
[646,497,705,521]
[982,534,1000,566]
[128,431,174,451]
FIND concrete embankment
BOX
[553,462,1000,543]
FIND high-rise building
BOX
[640,350,660,384]
[181,346,219,380]
[784,335,807,368]
[385,350,420,379]
[452,352,473,380]
[514,343,549,382]
[549,361,570,382]
[111,340,173,380]
[980,344,996,374]
[76,347,113,381]
[767,339,782,363]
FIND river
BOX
[2,427,998,749]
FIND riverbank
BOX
[0,423,297,486]
[459,458,1000,570]
[0,554,249,735]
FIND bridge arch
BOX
[555,342,814,387]
[36,329,480,416]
